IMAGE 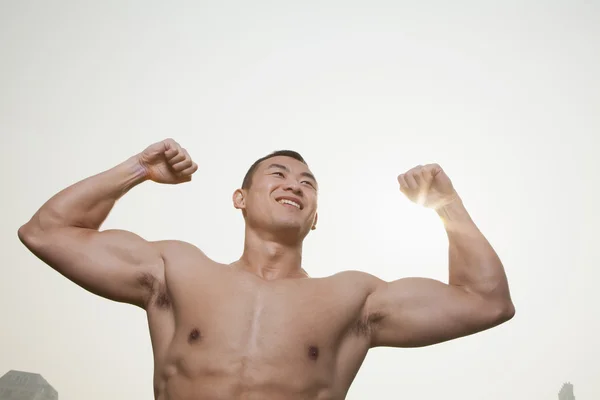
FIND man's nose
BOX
[283,180,303,195]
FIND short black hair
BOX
[242,150,307,189]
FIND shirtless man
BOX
[18,138,515,400]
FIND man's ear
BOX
[311,212,318,230]
[233,189,246,210]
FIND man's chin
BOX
[270,220,310,237]
[271,221,302,232]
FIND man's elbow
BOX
[18,220,46,248]
[18,222,35,245]
[491,298,516,325]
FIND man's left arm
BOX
[364,164,515,348]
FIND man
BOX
[18,138,515,400]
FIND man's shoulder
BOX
[151,239,216,267]
[152,239,203,252]
[322,270,386,294]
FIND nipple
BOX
[188,328,202,344]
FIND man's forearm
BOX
[436,197,513,305]
[22,155,148,233]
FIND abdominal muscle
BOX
[151,333,337,400]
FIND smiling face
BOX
[233,155,319,242]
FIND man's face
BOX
[234,156,319,239]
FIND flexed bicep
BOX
[19,225,164,308]
[364,277,511,348]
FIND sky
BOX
[0,1,598,399]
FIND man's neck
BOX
[234,229,307,280]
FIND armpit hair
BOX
[137,272,171,309]
[351,310,385,337]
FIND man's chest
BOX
[156,270,370,353]
[183,278,365,341]
[147,269,374,388]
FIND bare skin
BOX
[18,139,515,400]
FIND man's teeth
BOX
[278,199,301,209]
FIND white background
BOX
[1,1,598,399]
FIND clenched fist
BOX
[137,138,198,184]
[398,164,458,209]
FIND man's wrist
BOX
[116,155,150,195]
[131,154,150,182]
[435,195,472,224]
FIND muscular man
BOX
[18,138,515,400]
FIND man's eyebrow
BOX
[267,163,318,185]
[301,171,317,184]
[267,163,289,172]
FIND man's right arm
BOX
[18,139,197,309]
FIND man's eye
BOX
[302,181,315,188]
[273,172,284,177]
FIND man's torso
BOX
[142,241,380,400]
